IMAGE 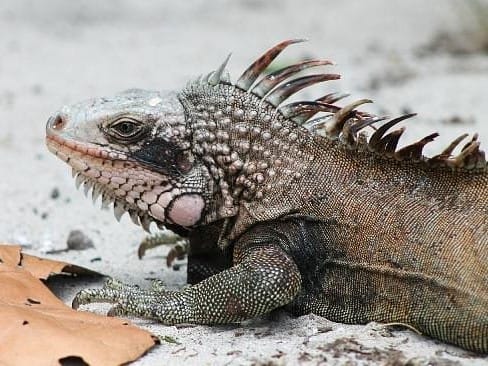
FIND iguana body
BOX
[45,40,488,352]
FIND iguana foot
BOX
[72,277,186,320]
[137,232,188,268]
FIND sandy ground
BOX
[1,0,488,365]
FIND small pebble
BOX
[67,230,95,250]
[50,187,60,199]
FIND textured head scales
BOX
[46,88,213,233]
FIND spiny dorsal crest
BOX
[200,39,487,173]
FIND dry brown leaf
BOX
[0,245,158,366]
[0,244,22,267]
[21,253,101,280]
[0,244,100,279]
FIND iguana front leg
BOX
[72,239,301,324]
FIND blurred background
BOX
[0,0,487,274]
[1,1,487,364]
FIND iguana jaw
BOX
[46,128,172,231]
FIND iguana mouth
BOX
[46,130,129,161]
[46,129,167,232]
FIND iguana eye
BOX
[107,118,144,140]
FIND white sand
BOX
[1,0,487,364]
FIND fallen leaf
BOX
[21,253,100,280]
[0,244,22,266]
[0,244,100,280]
[0,244,158,366]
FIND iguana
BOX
[45,40,488,353]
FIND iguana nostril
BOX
[50,114,66,131]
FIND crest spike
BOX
[325,99,373,139]
[447,134,486,170]
[430,133,469,164]
[208,53,232,86]
[279,101,339,124]
[316,92,350,104]
[236,39,306,91]
[368,113,417,152]
[382,128,406,156]
[341,117,387,148]
[395,133,439,161]
[251,59,333,98]
[265,73,340,107]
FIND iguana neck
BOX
[179,82,314,225]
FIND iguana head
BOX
[46,88,212,232]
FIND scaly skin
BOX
[46,40,487,352]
